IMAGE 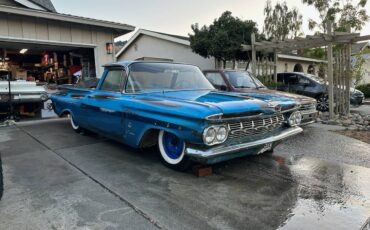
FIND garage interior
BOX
[0,42,96,119]
[0,42,96,84]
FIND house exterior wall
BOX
[276,59,319,74]
[360,59,370,84]
[0,13,116,77]
[118,35,215,70]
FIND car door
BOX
[204,72,229,91]
[81,68,126,137]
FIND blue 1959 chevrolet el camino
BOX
[51,61,303,171]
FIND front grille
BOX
[228,114,285,139]
[300,103,316,111]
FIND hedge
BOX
[357,83,370,98]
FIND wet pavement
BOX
[0,119,370,230]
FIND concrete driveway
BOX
[0,119,370,230]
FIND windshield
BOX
[126,62,214,93]
[224,71,266,89]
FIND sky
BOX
[52,0,370,41]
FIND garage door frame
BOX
[0,35,99,77]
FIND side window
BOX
[205,73,227,89]
[277,74,284,83]
[298,76,310,85]
[100,69,124,92]
[286,74,299,85]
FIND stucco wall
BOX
[360,59,370,84]
[118,35,215,70]
[277,59,319,75]
[0,13,115,77]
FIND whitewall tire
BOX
[68,114,82,133]
[158,130,191,171]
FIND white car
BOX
[0,70,48,115]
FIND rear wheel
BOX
[158,130,191,171]
[68,114,82,133]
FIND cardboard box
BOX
[11,66,27,80]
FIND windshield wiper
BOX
[234,86,252,89]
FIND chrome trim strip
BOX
[300,109,318,115]
[186,127,303,159]
[300,120,316,126]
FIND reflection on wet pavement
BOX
[226,154,370,230]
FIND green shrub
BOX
[357,83,370,98]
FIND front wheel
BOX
[158,130,191,171]
[68,114,83,133]
[316,95,329,112]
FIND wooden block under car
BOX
[193,165,213,177]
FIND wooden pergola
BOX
[241,22,370,119]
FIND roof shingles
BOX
[28,0,56,12]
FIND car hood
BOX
[236,88,316,105]
[131,90,277,120]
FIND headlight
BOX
[288,111,302,127]
[204,127,216,145]
[203,125,229,146]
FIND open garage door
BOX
[0,42,96,120]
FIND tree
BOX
[353,54,366,87]
[263,1,303,40]
[189,11,262,68]
[302,0,369,32]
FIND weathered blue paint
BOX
[51,62,301,163]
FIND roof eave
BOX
[0,5,135,36]
[116,29,190,58]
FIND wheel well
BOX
[140,129,160,149]
[314,93,324,99]
[60,110,71,117]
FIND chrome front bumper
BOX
[186,126,303,161]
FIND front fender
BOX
[122,111,207,148]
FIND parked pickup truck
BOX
[51,61,303,171]
[0,70,48,115]
[203,70,318,125]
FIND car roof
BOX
[104,61,197,68]
[203,69,249,73]
[277,72,305,74]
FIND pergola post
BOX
[345,27,352,116]
[327,21,335,119]
[273,49,278,83]
[251,33,257,76]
